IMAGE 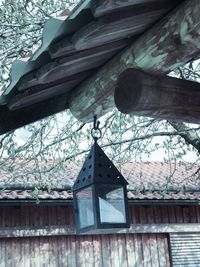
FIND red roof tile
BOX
[0,161,199,201]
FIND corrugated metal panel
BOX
[170,233,200,267]
[2,0,92,100]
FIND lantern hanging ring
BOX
[91,115,102,142]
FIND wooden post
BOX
[69,0,200,123]
[114,68,200,123]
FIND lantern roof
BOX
[73,141,128,191]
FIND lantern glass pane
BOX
[76,186,94,229]
[98,185,126,224]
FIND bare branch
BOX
[168,121,200,153]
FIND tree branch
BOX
[168,121,200,153]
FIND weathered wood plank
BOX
[6,239,12,267]
[149,234,159,267]
[135,234,143,267]
[1,223,200,238]
[17,69,90,95]
[78,235,86,267]
[49,37,75,59]
[92,0,180,18]
[139,206,148,224]
[110,234,119,267]
[9,71,91,112]
[118,234,128,267]
[157,234,168,267]
[68,205,74,226]
[189,205,197,223]
[153,206,161,224]
[69,0,200,122]
[0,92,69,135]
[72,8,168,51]
[38,39,129,84]
[142,233,150,267]
[48,236,54,267]
[174,206,183,223]
[130,206,137,224]
[101,234,112,267]
[30,234,35,266]
[17,40,128,91]
[183,206,190,223]
[147,206,154,224]
[196,206,200,224]
[167,206,175,223]
[34,205,41,267]
[59,236,67,267]
[163,234,170,267]
[70,235,77,267]
[52,236,58,267]
[161,206,169,223]
[126,234,136,267]
[115,68,200,123]
[92,235,102,267]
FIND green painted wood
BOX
[69,0,200,123]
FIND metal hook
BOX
[93,115,100,130]
[91,115,102,142]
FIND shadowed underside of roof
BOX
[0,0,183,134]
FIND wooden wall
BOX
[0,204,199,267]
[0,205,74,227]
[0,204,199,228]
[0,233,170,267]
[129,205,200,224]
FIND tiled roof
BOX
[0,161,199,201]
[122,162,199,187]
[1,189,200,201]
[0,189,72,200]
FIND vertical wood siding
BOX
[129,205,200,224]
[0,204,199,266]
[0,233,170,267]
[0,205,74,227]
[0,205,199,228]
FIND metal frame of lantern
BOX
[73,116,130,234]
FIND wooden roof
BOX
[0,0,184,134]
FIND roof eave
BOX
[0,198,199,206]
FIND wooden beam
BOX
[69,0,200,122]
[9,72,91,110]
[114,68,200,123]
[0,226,74,238]
[72,7,169,50]
[17,40,128,91]
[0,94,69,135]
[1,223,200,238]
[124,223,200,234]
[37,39,129,84]
[92,0,178,18]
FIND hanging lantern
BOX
[73,117,130,234]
